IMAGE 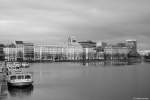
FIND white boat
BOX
[6,62,30,75]
[7,72,33,87]
[21,62,30,68]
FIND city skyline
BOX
[0,0,150,50]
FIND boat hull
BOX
[7,81,33,87]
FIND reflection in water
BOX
[0,74,8,100]
[81,59,142,66]
[8,85,34,97]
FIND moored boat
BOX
[6,62,30,75]
[21,62,30,68]
[7,72,33,87]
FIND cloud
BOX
[0,0,150,49]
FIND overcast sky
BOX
[0,0,150,49]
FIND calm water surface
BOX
[1,62,150,100]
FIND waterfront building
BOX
[4,41,34,62]
[65,43,83,61]
[83,48,97,60]
[64,36,84,61]
[104,45,129,60]
[15,41,24,62]
[1,38,140,62]
[34,44,65,61]
[78,40,97,60]
[34,36,83,62]
[4,43,16,61]
[23,42,34,61]
[0,44,5,61]
[125,39,140,58]
[126,40,137,53]
[104,46,129,55]
[95,41,107,60]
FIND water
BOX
[1,61,150,100]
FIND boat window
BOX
[25,75,31,79]
[18,75,24,79]
[10,76,16,80]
